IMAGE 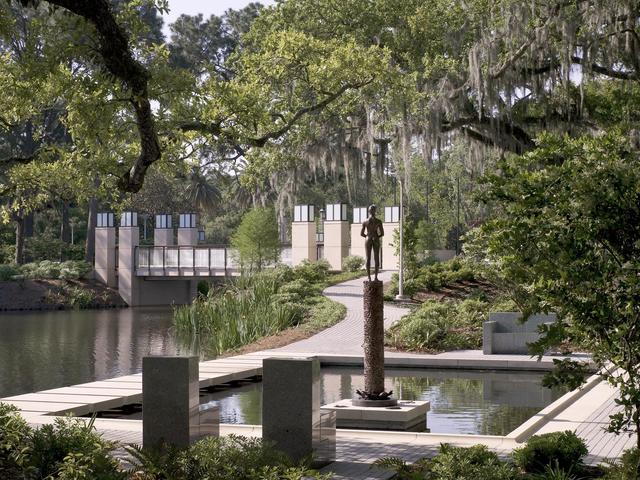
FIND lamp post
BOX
[395,177,410,302]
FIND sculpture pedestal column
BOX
[362,280,385,395]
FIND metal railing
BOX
[135,245,239,277]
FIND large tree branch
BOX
[245,80,374,147]
[443,115,535,154]
[179,80,374,150]
[40,0,160,193]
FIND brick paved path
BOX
[276,270,409,354]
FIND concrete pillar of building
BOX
[177,213,198,246]
[118,212,140,306]
[323,221,349,270]
[322,203,348,270]
[154,214,174,246]
[382,222,399,270]
[94,213,117,287]
[262,357,335,466]
[292,204,317,266]
[143,356,203,449]
[382,204,400,271]
[350,206,368,259]
[292,222,317,266]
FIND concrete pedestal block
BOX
[95,227,117,287]
[143,356,200,450]
[154,229,174,246]
[483,312,556,354]
[322,399,430,431]
[198,404,220,440]
[382,222,399,270]
[291,222,317,266]
[323,221,349,270]
[262,357,335,466]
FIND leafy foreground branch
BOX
[174,260,360,357]
[0,402,329,479]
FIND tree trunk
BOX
[363,280,385,394]
[85,197,98,263]
[14,216,25,265]
[60,201,71,244]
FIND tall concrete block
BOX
[350,224,366,259]
[95,227,117,287]
[323,221,349,270]
[118,223,140,307]
[143,356,200,449]
[262,357,335,466]
[382,222,399,270]
[178,214,198,246]
[291,222,317,266]
[177,228,198,246]
[154,214,174,246]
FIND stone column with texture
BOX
[262,356,334,465]
[363,280,385,394]
[143,356,200,449]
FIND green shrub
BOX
[0,264,19,281]
[126,435,330,480]
[279,278,322,298]
[28,416,124,480]
[59,260,92,280]
[65,286,95,309]
[512,431,588,474]
[429,444,518,480]
[375,444,518,480]
[21,260,61,279]
[0,403,32,479]
[258,263,294,285]
[292,259,330,283]
[603,447,640,479]
[386,301,453,351]
[342,255,364,272]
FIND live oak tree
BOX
[473,131,640,455]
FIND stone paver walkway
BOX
[276,271,408,354]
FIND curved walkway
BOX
[275,270,409,354]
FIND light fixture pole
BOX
[395,177,409,301]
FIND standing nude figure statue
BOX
[360,204,384,281]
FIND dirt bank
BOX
[0,279,126,311]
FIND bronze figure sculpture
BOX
[360,204,384,281]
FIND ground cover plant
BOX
[174,260,361,356]
[0,403,329,480]
[376,434,627,479]
[385,258,517,352]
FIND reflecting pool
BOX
[199,367,565,436]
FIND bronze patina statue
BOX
[360,204,384,281]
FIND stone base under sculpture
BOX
[321,399,430,431]
[352,397,398,407]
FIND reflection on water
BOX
[201,367,566,436]
[0,308,196,398]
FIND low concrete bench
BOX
[483,312,556,355]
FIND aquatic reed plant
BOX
[174,275,302,356]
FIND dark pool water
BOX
[199,367,565,436]
[0,308,195,398]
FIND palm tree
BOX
[184,168,221,215]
